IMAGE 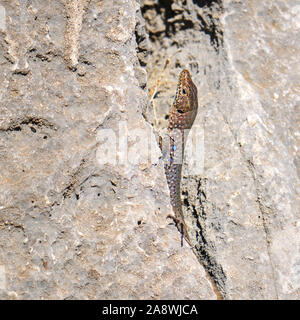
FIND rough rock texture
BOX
[0,0,299,300]
[0,0,215,300]
[142,0,299,299]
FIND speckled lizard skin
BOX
[164,69,198,246]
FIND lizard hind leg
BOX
[166,214,190,247]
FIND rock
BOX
[0,0,215,299]
[0,0,299,300]
[142,0,299,299]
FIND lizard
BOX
[159,70,225,299]
[163,69,198,246]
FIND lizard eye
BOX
[182,88,187,95]
[177,110,184,114]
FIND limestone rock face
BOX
[0,0,299,299]
[0,0,215,300]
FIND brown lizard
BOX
[160,70,224,299]
[163,69,198,246]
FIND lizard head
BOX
[174,69,198,114]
